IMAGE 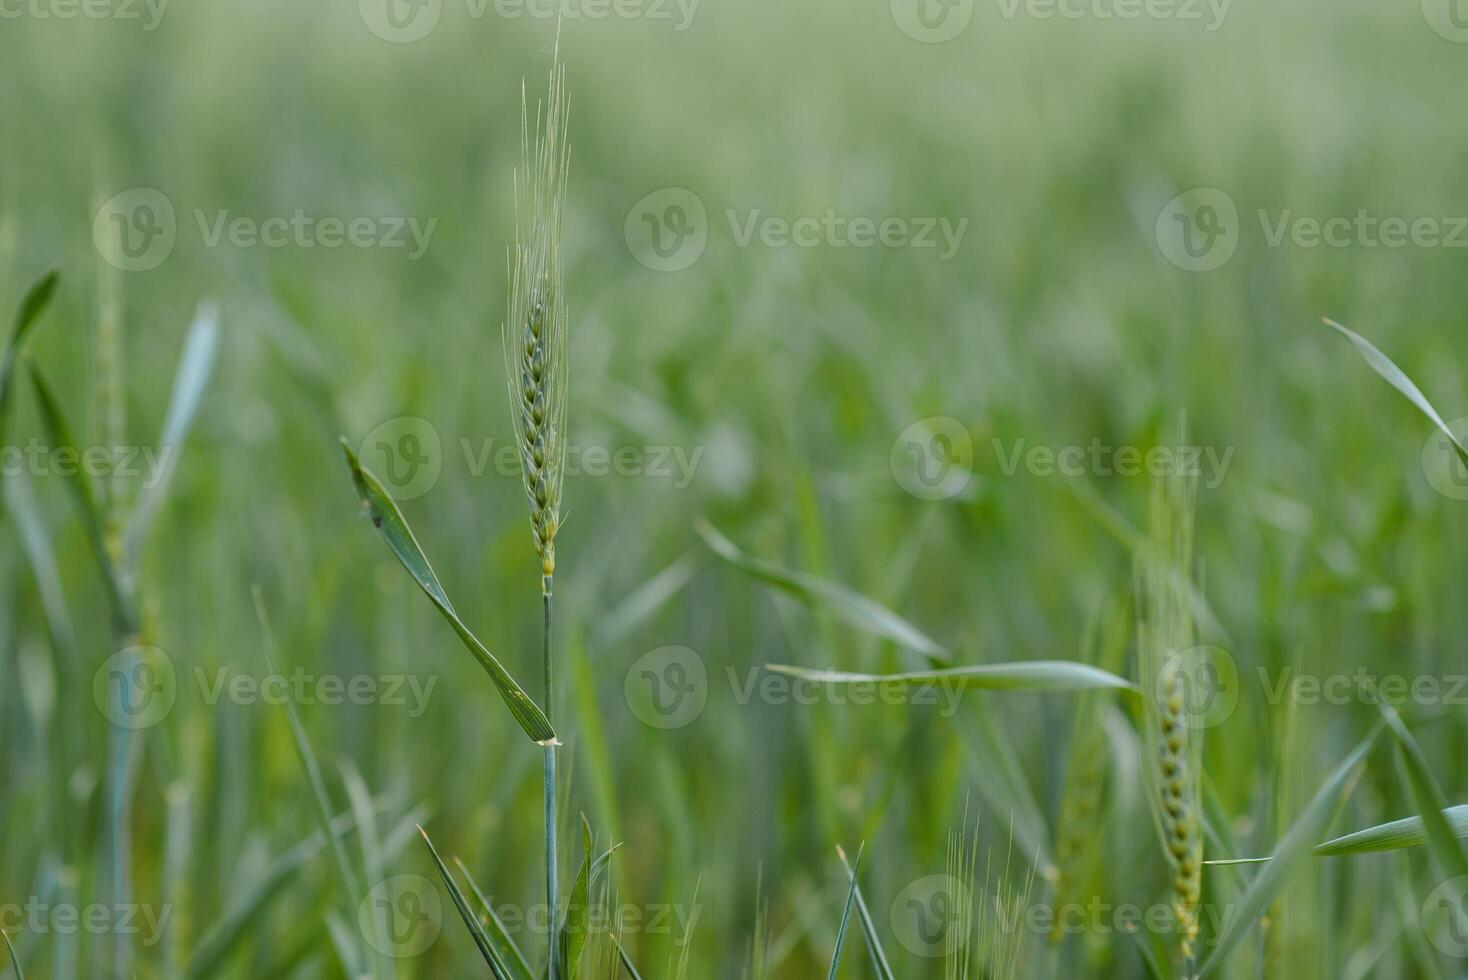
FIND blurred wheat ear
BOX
[1136,468,1203,977]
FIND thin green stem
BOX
[543,585,559,980]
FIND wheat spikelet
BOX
[504,45,569,596]
[1137,468,1203,970]
[1050,597,1128,948]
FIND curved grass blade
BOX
[340,440,556,744]
[1206,803,1468,865]
[28,362,135,632]
[2,928,23,980]
[766,660,1138,694]
[698,520,950,667]
[610,935,643,979]
[826,844,863,980]
[1197,727,1379,977]
[419,827,512,979]
[836,845,894,980]
[1322,318,1468,468]
[1380,705,1468,880]
[6,471,78,663]
[125,303,220,563]
[454,857,535,980]
[0,270,58,448]
[1315,805,1468,857]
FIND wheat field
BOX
[3,0,1468,976]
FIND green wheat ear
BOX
[1137,467,1204,970]
[504,46,570,596]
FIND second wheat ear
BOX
[1138,469,1203,976]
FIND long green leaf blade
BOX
[837,845,894,980]
[340,439,556,744]
[419,827,512,979]
[453,856,535,980]
[125,302,220,562]
[28,362,134,632]
[2,928,23,980]
[698,521,950,667]
[1380,705,1468,880]
[765,661,1138,694]
[826,844,862,980]
[1315,805,1468,857]
[611,935,644,980]
[1198,728,1378,977]
[0,269,58,448]
[1323,317,1468,467]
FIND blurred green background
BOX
[3,0,1468,975]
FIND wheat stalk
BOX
[1138,469,1203,976]
[504,38,570,980]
